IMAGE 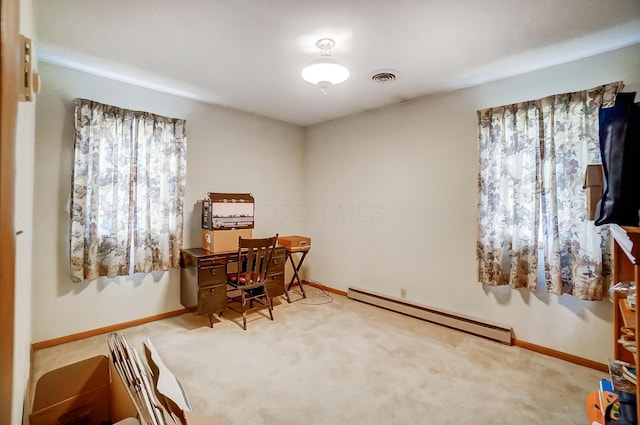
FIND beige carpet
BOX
[30,286,605,425]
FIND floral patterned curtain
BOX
[132,112,187,274]
[477,102,541,290]
[477,82,622,300]
[539,82,621,300]
[70,99,187,282]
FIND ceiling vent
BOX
[371,70,398,84]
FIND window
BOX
[70,99,187,282]
[477,82,621,300]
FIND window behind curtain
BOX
[477,82,622,300]
[476,101,541,291]
[70,98,187,283]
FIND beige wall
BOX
[304,43,640,363]
[32,62,306,342]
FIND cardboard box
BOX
[202,228,253,253]
[29,355,138,425]
[278,235,311,252]
[30,344,221,425]
[583,164,603,220]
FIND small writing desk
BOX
[179,246,286,323]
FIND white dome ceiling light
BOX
[301,38,350,94]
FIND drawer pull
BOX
[209,269,216,275]
[210,288,216,293]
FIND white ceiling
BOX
[35,0,640,127]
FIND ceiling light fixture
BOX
[301,38,350,94]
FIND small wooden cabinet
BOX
[179,246,286,317]
[611,225,640,419]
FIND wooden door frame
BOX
[1,0,19,422]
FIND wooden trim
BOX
[302,280,348,297]
[0,0,20,422]
[23,344,35,424]
[514,338,608,372]
[32,309,190,351]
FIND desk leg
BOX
[286,250,308,301]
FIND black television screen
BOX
[595,91,640,227]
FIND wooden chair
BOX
[226,234,278,330]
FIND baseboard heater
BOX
[347,287,512,345]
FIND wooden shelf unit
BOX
[611,225,640,420]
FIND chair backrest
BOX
[236,234,278,285]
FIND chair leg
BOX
[241,291,247,330]
[208,313,214,328]
[267,296,274,321]
[264,287,274,321]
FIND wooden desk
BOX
[179,246,286,320]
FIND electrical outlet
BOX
[400,288,407,299]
